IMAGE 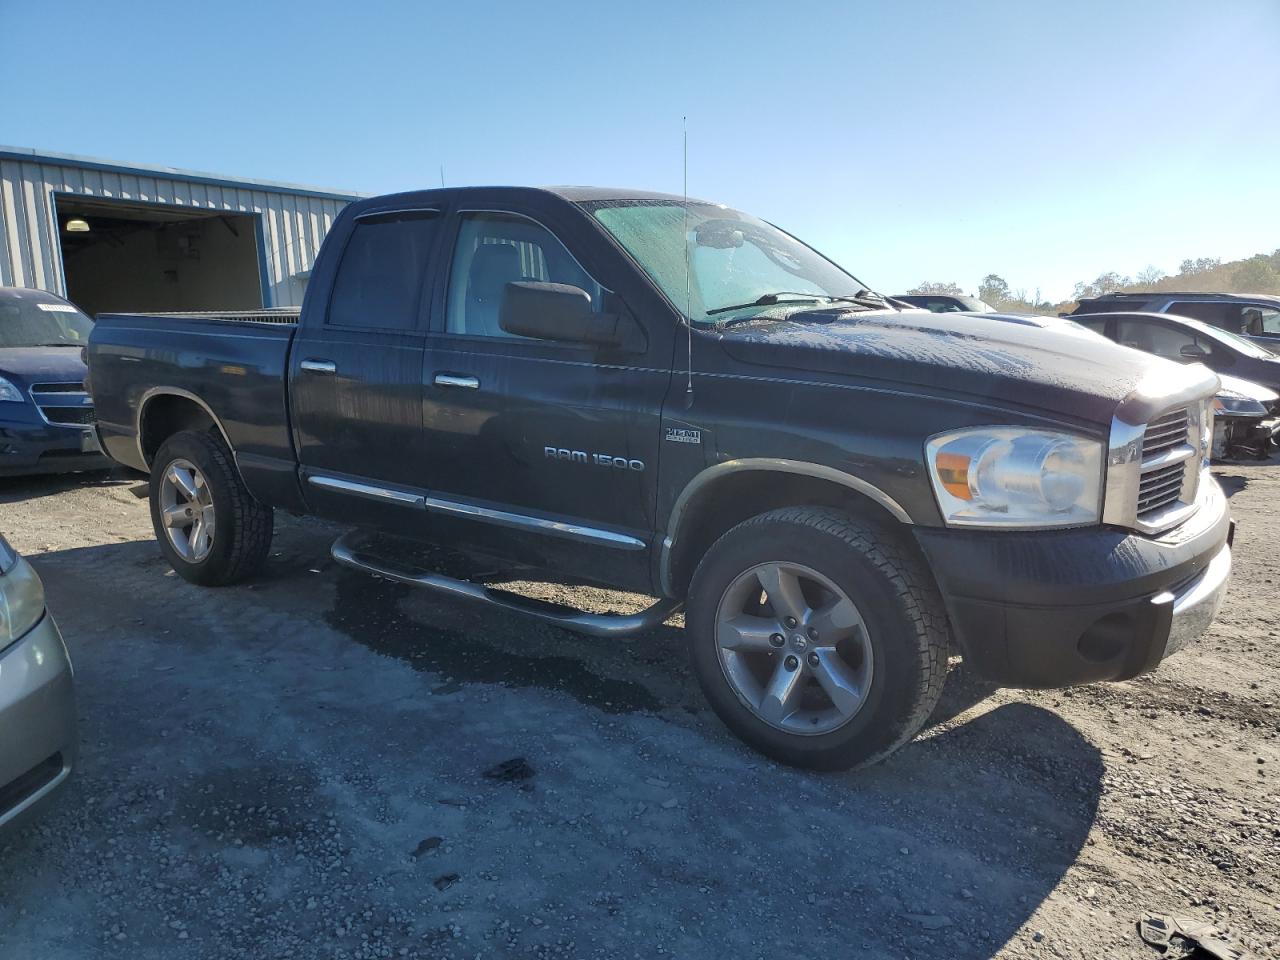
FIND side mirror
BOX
[1179,343,1209,359]
[500,281,634,347]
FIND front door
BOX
[420,208,670,590]
[289,208,441,523]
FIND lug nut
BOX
[806,626,818,641]
[807,652,820,668]
[769,633,785,647]
[784,616,798,629]
[784,655,799,672]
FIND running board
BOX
[330,532,681,638]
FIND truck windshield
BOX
[583,199,875,325]
[0,290,94,347]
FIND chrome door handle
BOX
[434,374,480,389]
[300,359,337,374]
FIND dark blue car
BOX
[0,287,110,477]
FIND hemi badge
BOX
[665,428,701,445]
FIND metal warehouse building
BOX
[0,146,359,317]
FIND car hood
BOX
[1218,373,1279,403]
[0,346,88,388]
[718,309,1185,426]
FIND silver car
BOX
[0,535,76,834]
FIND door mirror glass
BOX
[500,281,623,345]
[1180,342,1209,359]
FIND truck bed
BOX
[87,310,300,506]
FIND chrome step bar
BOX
[330,532,681,638]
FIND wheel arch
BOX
[137,388,236,469]
[659,460,916,599]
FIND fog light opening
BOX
[1077,612,1133,663]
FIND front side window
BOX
[0,290,93,346]
[328,211,438,330]
[584,200,869,324]
[1116,319,1214,362]
[445,212,601,338]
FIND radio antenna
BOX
[439,164,446,188]
[682,116,693,407]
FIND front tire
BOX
[686,507,948,770]
[149,430,273,586]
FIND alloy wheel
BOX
[159,458,215,562]
[715,561,874,735]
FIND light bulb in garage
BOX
[65,218,90,232]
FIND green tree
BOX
[1232,255,1280,294]
[1073,271,1130,300]
[907,281,964,296]
[1178,257,1221,276]
[978,274,1010,305]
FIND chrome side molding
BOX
[422,496,646,550]
[304,473,647,551]
[308,474,424,505]
[330,532,679,638]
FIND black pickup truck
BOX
[86,186,1233,770]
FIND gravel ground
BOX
[0,462,1277,959]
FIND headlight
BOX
[0,538,45,650]
[1212,391,1268,417]
[0,376,24,403]
[926,428,1104,528]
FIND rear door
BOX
[289,207,442,521]
[417,203,671,590]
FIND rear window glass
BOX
[328,211,438,330]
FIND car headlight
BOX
[1212,391,1268,417]
[926,428,1104,528]
[0,376,24,403]
[0,536,45,650]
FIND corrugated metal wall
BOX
[0,152,354,307]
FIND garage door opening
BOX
[54,196,265,317]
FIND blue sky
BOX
[2,0,1277,301]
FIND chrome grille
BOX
[1141,409,1190,459]
[1136,406,1196,522]
[29,381,95,427]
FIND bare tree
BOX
[1136,265,1166,287]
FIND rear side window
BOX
[1165,300,1231,327]
[1074,316,1110,337]
[328,211,439,330]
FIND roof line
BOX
[0,145,365,202]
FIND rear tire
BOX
[149,430,273,586]
[686,507,948,770]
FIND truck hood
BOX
[718,309,1179,425]
[0,346,88,389]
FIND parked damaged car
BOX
[0,534,77,835]
[1211,375,1279,460]
[0,287,108,477]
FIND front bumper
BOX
[914,477,1233,688]
[0,417,110,477]
[0,613,77,834]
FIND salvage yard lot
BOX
[1,464,1278,960]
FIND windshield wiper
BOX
[829,289,901,311]
[705,292,829,317]
[29,342,82,347]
